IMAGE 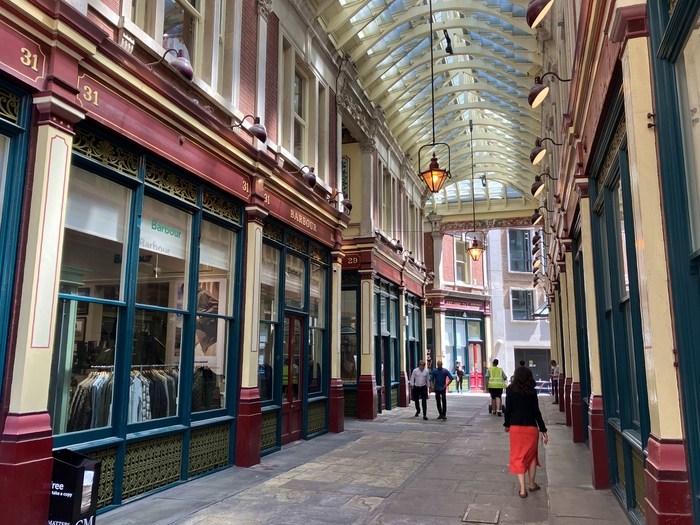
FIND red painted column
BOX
[588,394,610,489]
[564,377,572,426]
[0,413,54,524]
[235,387,262,467]
[559,373,565,412]
[570,382,584,443]
[399,371,409,407]
[328,378,344,433]
[357,375,378,419]
[644,435,694,525]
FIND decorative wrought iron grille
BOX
[261,411,278,451]
[307,401,326,435]
[72,128,139,176]
[122,434,183,500]
[188,423,230,477]
[145,162,197,204]
[344,390,357,417]
[263,222,283,242]
[287,233,308,253]
[86,447,118,509]
[0,87,20,123]
[615,433,626,490]
[202,191,241,224]
[632,448,646,519]
[310,244,327,263]
[391,386,399,409]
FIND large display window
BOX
[48,131,243,445]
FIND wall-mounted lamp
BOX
[328,189,353,212]
[392,239,404,253]
[289,165,317,189]
[526,0,556,29]
[530,172,559,197]
[530,138,563,165]
[531,205,554,226]
[232,115,267,143]
[147,48,194,81]
[528,72,572,108]
[532,231,541,245]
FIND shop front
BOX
[257,219,331,454]
[48,126,245,512]
[442,310,484,392]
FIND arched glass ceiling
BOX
[312,0,541,210]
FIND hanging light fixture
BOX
[418,0,451,194]
[231,115,268,143]
[466,119,485,262]
[526,0,556,29]
[147,48,194,81]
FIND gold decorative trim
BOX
[203,191,241,224]
[188,423,230,477]
[86,447,118,509]
[0,87,20,124]
[599,117,626,192]
[73,128,139,176]
[669,0,678,15]
[342,273,359,285]
[263,222,283,242]
[307,401,326,435]
[310,244,327,263]
[287,233,308,253]
[145,163,197,204]
[261,411,278,451]
[122,434,182,500]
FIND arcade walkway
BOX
[100,395,629,525]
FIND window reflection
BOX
[617,185,629,294]
[341,290,358,385]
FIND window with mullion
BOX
[293,70,306,162]
[308,263,326,395]
[511,289,535,320]
[258,243,280,403]
[508,229,532,272]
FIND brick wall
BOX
[265,13,279,145]
[442,234,454,283]
[425,232,434,272]
[329,90,337,189]
[87,7,116,39]
[239,0,258,116]
[473,254,483,286]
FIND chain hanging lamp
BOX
[418,0,451,193]
[466,120,484,262]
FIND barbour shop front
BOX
[48,127,244,512]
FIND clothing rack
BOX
[90,365,115,370]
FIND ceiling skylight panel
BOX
[350,6,375,24]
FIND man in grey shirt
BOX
[409,360,430,420]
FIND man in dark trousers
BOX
[431,360,453,420]
[550,360,560,404]
[409,360,430,420]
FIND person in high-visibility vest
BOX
[486,358,508,416]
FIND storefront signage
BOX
[290,209,317,232]
[0,19,46,87]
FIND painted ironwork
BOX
[145,162,197,204]
[632,448,646,519]
[344,390,357,417]
[87,447,117,509]
[307,401,326,435]
[261,411,278,451]
[122,434,183,500]
[72,128,139,176]
[391,385,399,409]
[286,232,308,254]
[202,191,241,224]
[669,0,678,13]
[0,87,19,123]
[615,433,626,490]
[342,273,358,285]
[598,117,627,193]
[188,423,230,477]
[263,222,283,242]
[310,244,327,263]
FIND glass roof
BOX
[313,0,540,210]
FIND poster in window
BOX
[194,279,227,375]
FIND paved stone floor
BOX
[99,394,630,524]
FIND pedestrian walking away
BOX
[486,358,507,415]
[550,360,560,404]
[430,361,453,420]
[453,360,465,393]
[409,360,430,420]
[503,366,548,498]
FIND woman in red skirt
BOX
[504,366,548,498]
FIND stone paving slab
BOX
[97,393,633,525]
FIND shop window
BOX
[675,15,700,252]
[132,0,200,69]
[192,220,236,413]
[381,165,391,234]
[317,83,328,180]
[511,289,535,320]
[508,229,532,272]
[285,253,305,308]
[380,295,388,333]
[0,134,8,226]
[341,290,358,385]
[258,244,280,402]
[308,264,326,394]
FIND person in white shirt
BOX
[409,360,431,420]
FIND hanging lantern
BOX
[420,152,450,193]
[467,237,484,261]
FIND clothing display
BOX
[192,366,221,412]
[65,366,180,432]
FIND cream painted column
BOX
[255,0,271,150]
[432,309,445,364]
[564,253,580,383]
[398,287,409,406]
[579,201,603,396]
[420,298,428,363]
[9,114,81,416]
[357,271,378,418]
[359,139,376,237]
[484,312,493,365]
[329,248,345,431]
[622,37,683,441]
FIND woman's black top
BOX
[503,388,547,432]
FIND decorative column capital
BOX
[359,138,376,153]
[245,204,269,226]
[33,92,85,134]
[257,0,273,19]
